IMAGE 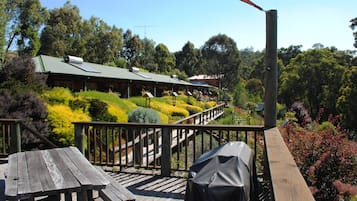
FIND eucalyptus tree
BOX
[201,34,240,90]
[4,0,47,61]
[82,17,123,64]
[337,66,357,134]
[137,38,157,71]
[175,41,202,77]
[39,1,85,57]
[0,0,5,65]
[351,17,357,48]
[154,43,175,73]
[120,29,144,67]
[279,49,346,119]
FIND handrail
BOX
[264,128,315,201]
[0,119,57,154]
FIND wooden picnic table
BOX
[5,146,110,201]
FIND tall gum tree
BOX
[201,34,240,90]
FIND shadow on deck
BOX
[105,171,186,201]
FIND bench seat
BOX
[95,167,136,201]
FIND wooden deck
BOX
[105,171,186,201]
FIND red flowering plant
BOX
[281,107,357,201]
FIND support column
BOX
[264,10,278,129]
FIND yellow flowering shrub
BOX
[150,101,189,117]
[177,103,203,115]
[107,104,128,123]
[158,112,169,124]
[205,101,217,109]
[47,104,90,145]
[41,87,74,105]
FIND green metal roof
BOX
[33,55,201,87]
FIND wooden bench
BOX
[95,167,136,201]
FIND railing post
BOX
[10,121,21,154]
[74,123,84,153]
[161,127,171,176]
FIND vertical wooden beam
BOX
[161,127,171,176]
[9,121,21,154]
[264,10,278,129]
[74,124,84,153]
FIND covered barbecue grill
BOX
[185,141,254,201]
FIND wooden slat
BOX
[264,128,315,201]
[5,154,18,198]
[57,148,92,188]
[96,167,136,201]
[26,150,56,194]
[64,147,109,189]
[45,149,81,191]
[17,152,31,197]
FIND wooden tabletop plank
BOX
[64,147,110,189]
[5,154,18,198]
[44,149,81,191]
[57,148,93,187]
[16,152,32,197]
[26,150,56,194]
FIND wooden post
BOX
[74,124,84,153]
[264,10,278,129]
[9,121,21,154]
[161,127,171,176]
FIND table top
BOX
[5,147,110,200]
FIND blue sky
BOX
[40,0,357,52]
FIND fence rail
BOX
[74,122,265,175]
[0,119,57,155]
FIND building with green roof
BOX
[33,55,209,97]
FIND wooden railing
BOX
[0,119,57,155]
[173,103,225,125]
[74,122,265,174]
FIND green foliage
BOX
[41,87,74,105]
[128,107,160,123]
[107,103,128,123]
[5,0,48,58]
[232,80,249,108]
[154,43,176,73]
[77,90,137,112]
[128,96,146,107]
[88,99,116,122]
[351,17,357,48]
[0,0,5,63]
[175,41,202,76]
[202,34,240,90]
[337,66,357,133]
[47,104,90,146]
[280,49,347,119]
[39,1,84,57]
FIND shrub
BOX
[0,89,49,145]
[150,101,189,117]
[77,91,137,112]
[128,107,160,123]
[47,104,90,146]
[282,123,357,201]
[41,87,74,105]
[158,112,169,124]
[88,99,116,122]
[177,103,203,115]
[128,97,146,107]
[107,104,128,123]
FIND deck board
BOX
[106,171,186,201]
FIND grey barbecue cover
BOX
[185,141,254,201]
